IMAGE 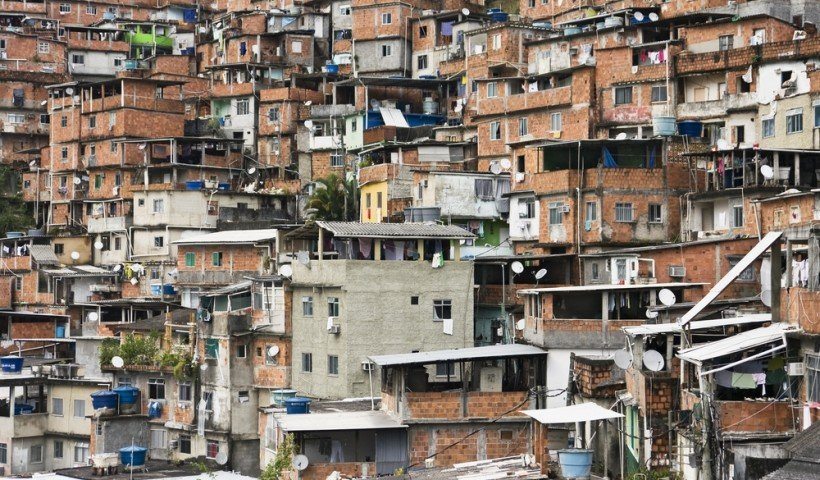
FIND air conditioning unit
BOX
[361,361,375,371]
[560,204,571,213]
[668,266,686,277]
[788,362,805,376]
[328,324,341,334]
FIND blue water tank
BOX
[558,449,593,479]
[56,325,66,338]
[91,390,119,410]
[678,121,703,138]
[653,116,677,136]
[324,64,339,74]
[14,404,34,415]
[217,182,230,190]
[114,386,140,414]
[120,446,148,467]
[186,180,205,190]
[284,397,311,414]
[1,356,24,373]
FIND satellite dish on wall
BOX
[292,454,309,471]
[461,8,470,16]
[535,268,547,280]
[303,120,314,129]
[516,319,525,331]
[646,309,659,319]
[200,363,209,371]
[111,356,124,368]
[215,452,228,465]
[278,264,293,277]
[500,158,512,170]
[113,264,122,272]
[304,100,312,106]
[138,143,147,150]
[615,132,628,140]
[130,278,138,285]
[490,163,503,175]
[643,349,665,371]
[73,177,82,185]
[87,311,99,322]
[70,251,80,260]
[65,87,74,95]
[511,261,524,274]
[247,167,257,175]
[761,289,772,307]
[648,12,659,21]
[658,289,676,307]
[94,241,104,250]
[633,11,644,21]
[268,345,280,357]
[613,349,632,369]
[761,165,774,179]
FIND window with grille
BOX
[548,202,563,225]
[648,204,662,223]
[786,108,803,134]
[151,429,167,449]
[205,339,219,359]
[235,99,250,116]
[614,87,632,105]
[328,355,339,375]
[718,35,733,51]
[206,440,219,459]
[615,203,634,222]
[518,117,528,136]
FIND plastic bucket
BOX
[558,449,594,479]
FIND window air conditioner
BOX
[361,361,375,371]
[668,266,686,277]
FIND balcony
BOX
[211,82,256,98]
[87,216,132,234]
[309,135,340,151]
[714,400,796,437]
[0,255,31,271]
[478,86,572,116]
[676,92,758,120]
[13,411,47,437]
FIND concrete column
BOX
[771,240,781,322]
[417,239,424,262]
[374,240,382,260]
[794,153,800,186]
[453,240,460,261]
[317,228,324,259]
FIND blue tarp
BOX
[603,147,618,168]
[182,9,197,22]
[648,146,656,168]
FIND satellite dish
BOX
[94,241,104,250]
[111,356,124,368]
[113,264,122,272]
[643,349,665,372]
[130,277,138,285]
[215,452,228,466]
[303,120,314,129]
[646,309,659,319]
[454,103,463,113]
[138,143,147,150]
[200,363,209,371]
[268,345,280,357]
[615,132,628,140]
[73,177,82,185]
[500,158,512,170]
[461,8,470,15]
[87,311,99,322]
[535,268,547,280]
[293,454,309,471]
[633,11,644,21]
[511,261,524,274]
[70,251,80,260]
[613,349,632,369]
[278,264,293,277]
[490,163,503,175]
[761,289,772,307]
[516,319,525,331]
[247,167,256,175]
[648,12,659,21]
[65,87,74,95]
[658,289,676,307]
[761,165,774,179]
[304,100,312,106]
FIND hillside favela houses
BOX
[0,0,818,479]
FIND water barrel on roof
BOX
[653,116,677,136]
[284,397,311,414]
[119,446,148,467]
[558,449,594,479]
[91,390,119,410]
[1,356,24,373]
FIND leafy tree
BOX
[0,166,32,236]
[307,174,356,221]
[260,433,296,480]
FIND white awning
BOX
[522,403,624,424]
[622,314,772,336]
[380,107,410,128]
[677,323,798,366]
[276,410,406,432]
[369,344,547,367]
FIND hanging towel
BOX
[432,252,444,268]
[197,399,206,436]
[766,368,787,385]
[603,147,618,168]
[741,65,753,83]
[359,238,372,258]
[731,372,757,389]
[715,370,733,388]
[648,146,656,169]
[443,318,453,335]
[405,240,417,260]
[735,360,763,374]
[330,440,344,463]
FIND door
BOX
[375,429,408,475]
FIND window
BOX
[236,344,247,358]
[61,116,67,127]
[586,201,597,221]
[752,28,766,44]
[615,203,634,222]
[86,4,97,14]
[492,34,501,50]
[815,103,820,128]
[330,154,344,167]
[114,237,122,251]
[433,299,452,321]
[339,5,351,15]
[53,397,64,416]
[436,362,455,377]
[302,352,313,372]
[184,252,196,267]
[487,82,497,98]
[651,85,667,102]
[731,202,744,228]
[205,339,219,359]
[179,435,192,454]
[350,118,357,132]
[74,399,85,418]
[292,40,302,53]
[236,99,250,116]
[178,382,192,401]
[528,0,535,6]
[54,440,63,459]
[148,378,165,400]
[718,35,733,51]
[38,42,50,54]
[152,198,164,213]
[154,236,164,248]
[206,440,219,459]
[93,174,103,189]
[212,252,223,266]
[762,117,775,138]
[807,353,820,402]
[59,3,71,13]
[203,391,213,410]
[591,263,600,280]
[150,429,167,450]
[268,107,280,122]
[410,296,419,305]
[546,202,563,225]
[518,117,528,136]
[382,12,392,24]
[381,44,393,56]
[419,26,428,38]
[648,204,662,223]
[238,390,250,403]
[328,355,339,375]
[417,55,428,70]
[117,377,133,387]
[7,114,24,124]
[490,121,501,140]
[265,345,278,365]
[327,297,340,317]
[0,443,6,464]
[614,86,633,105]
[520,197,536,219]
[728,257,755,281]
[30,444,43,464]
[550,112,562,131]
[114,58,123,68]
[786,108,803,134]
[71,54,85,64]
[302,296,313,316]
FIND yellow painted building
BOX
[359,181,388,223]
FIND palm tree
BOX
[307,174,356,221]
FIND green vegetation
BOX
[99,332,195,380]
[260,434,296,480]
[307,174,356,221]
[0,166,32,236]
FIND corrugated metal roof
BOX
[172,229,278,245]
[203,281,252,296]
[677,323,797,365]
[317,221,476,239]
[522,403,624,424]
[276,410,406,432]
[30,245,59,265]
[43,265,115,277]
[519,282,706,295]
[622,314,772,336]
[369,344,546,367]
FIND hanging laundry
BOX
[767,356,785,370]
[731,372,757,389]
[431,252,444,268]
[443,318,453,335]
[715,370,733,388]
[330,440,345,463]
[359,238,372,258]
[735,360,763,374]
[716,156,725,174]
[741,65,753,83]
[405,240,417,260]
[603,147,618,168]
[658,48,666,63]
